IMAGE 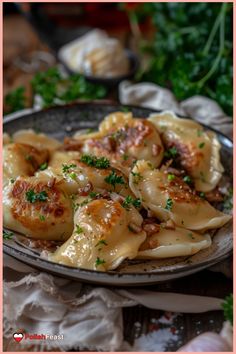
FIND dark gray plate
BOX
[3,103,233,286]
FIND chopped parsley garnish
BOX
[69,172,77,180]
[164,147,178,158]
[89,192,98,198]
[131,171,143,184]
[75,224,83,234]
[167,174,175,181]
[222,294,233,325]
[122,154,129,161]
[104,170,125,188]
[39,214,45,221]
[3,230,14,240]
[197,130,203,137]
[122,196,141,210]
[95,257,106,267]
[198,142,205,149]
[25,155,33,162]
[10,178,15,184]
[80,154,110,169]
[95,240,108,247]
[62,163,77,174]
[39,162,48,171]
[165,198,173,211]
[183,175,192,184]
[199,192,205,199]
[25,190,48,203]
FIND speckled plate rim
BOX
[3,102,233,285]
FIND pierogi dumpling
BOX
[3,143,49,185]
[64,112,164,176]
[13,129,61,154]
[149,111,224,192]
[50,197,146,271]
[138,226,212,258]
[129,160,231,231]
[3,175,73,241]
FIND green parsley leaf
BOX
[199,192,205,199]
[122,154,129,161]
[165,198,173,211]
[39,162,48,171]
[131,171,143,184]
[76,224,83,234]
[164,147,178,158]
[222,294,233,325]
[198,142,205,149]
[167,174,175,181]
[95,240,108,247]
[10,178,15,184]
[183,175,192,184]
[122,196,141,210]
[62,163,77,174]
[25,190,48,203]
[80,154,110,169]
[95,257,106,267]
[104,170,125,189]
[3,230,14,240]
[39,214,46,221]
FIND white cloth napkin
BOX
[119,81,233,138]
[4,255,224,351]
[3,82,232,351]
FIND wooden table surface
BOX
[3,12,232,352]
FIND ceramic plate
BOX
[3,103,233,286]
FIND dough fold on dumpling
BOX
[149,111,224,192]
[13,129,61,154]
[129,160,231,232]
[138,226,212,258]
[50,197,146,271]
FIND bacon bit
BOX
[149,239,159,249]
[143,217,158,224]
[143,223,160,236]
[152,144,161,157]
[165,167,184,176]
[164,219,176,230]
[128,222,142,233]
[78,182,93,196]
[64,137,83,151]
[205,189,224,202]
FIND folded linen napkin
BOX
[3,82,233,351]
[4,254,225,352]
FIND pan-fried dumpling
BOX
[13,129,61,154]
[149,111,224,192]
[65,112,164,175]
[50,197,146,271]
[129,160,231,231]
[138,226,212,258]
[3,143,49,185]
[3,175,73,241]
[37,157,132,197]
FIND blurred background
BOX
[3,2,233,117]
